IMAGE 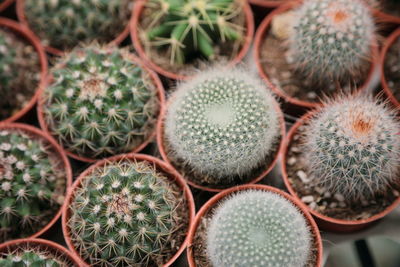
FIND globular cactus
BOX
[207,190,311,267]
[0,129,66,242]
[303,96,400,200]
[0,251,61,266]
[41,45,159,160]
[288,0,375,82]
[23,0,132,50]
[143,0,244,64]
[164,67,281,186]
[0,31,15,91]
[68,160,182,266]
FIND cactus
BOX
[41,45,159,160]
[207,190,311,267]
[164,67,281,186]
[142,0,245,65]
[23,0,132,50]
[0,251,61,266]
[0,129,66,242]
[0,31,16,91]
[303,96,400,200]
[67,160,182,266]
[288,0,375,82]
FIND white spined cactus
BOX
[164,67,281,185]
[207,190,312,267]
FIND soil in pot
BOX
[383,35,400,103]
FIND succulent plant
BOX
[288,0,375,82]
[164,67,281,186]
[41,45,159,160]
[0,31,15,91]
[207,190,311,267]
[23,0,132,51]
[303,96,400,200]
[0,128,66,242]
[67,159,182,266]
[0,250,61,266]
[142,0,245,64]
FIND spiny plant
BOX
[0,31,15,92]
[23,0,132,50]
[207,190,311,267]
[68,160,182,266]
[164,67,281,186]
[303,95,400,200]
[0,129,66,242]
[41,45,159,160]
[288,0,375,82]
[143,0,245,64]
[0,250,61,266]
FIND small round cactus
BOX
[67,159,183,266]
[0,251,61,266]
[0,127,66,242]
[207,190,311,267]
[23,0,132,51]
[0,31,15,91]
[164,67,281,186]
[41,45,160,160]
[303,96,400,200]
[288,0,375,81]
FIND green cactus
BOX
[0,32,16,92]
[0,251,61,267]
[0,129,66,242]
[303,96,400,200]
[41,45,159,160]
[288,0,375,82]
[67,159,182,266]
[23,0,132,51]
[142,0,245,65]
[207,190,312,267]
[164,67,281,187]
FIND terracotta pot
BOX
[0,123,72,239]
[281,112,400,233]
[62,153,195,267]
[37,53,166,163]
[157,97,286,192]
[0,238,83,266]
[0,0,14,12]
[248,0,285,8]
[254,2,379,111]
[187,184,323,267]
[130,0,255,80]
[16,0,131,56]
[381,28,400,108]
[0,18,48,124]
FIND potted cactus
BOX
[0,0,14,12]
[0,123,72,243]
[0,238,82,266]
[37,44,165,163]
[0,18,47,123]
[131,0,254,80]
[62,153,195,266]
[157,66,285,191]
[17,0,134,55]
[281,95,400,232]
[254,0,379,110]
[187,184,323,267]
[381,28,400,108]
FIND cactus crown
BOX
[42,45,159,160]
[207,190,311,267]
[164,67,281,186]
[0,31,15,91]
[24,0,132,50]
[68,160,182,266]
[143,0,245,65]
[0,251,61,266]
[303,95,400,200]
[288,0,374,81]
[0,129,66,242]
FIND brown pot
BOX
[37,53,166,163]
[281,112,400,233]
[130,0,255,80]
[16,0,131,56]
[157,97,286,192]
[0,18,48,124]
[186,184,323,267]
[62,153,196,267]
[381,28,400,108]
[0,0,14,12]
[0,123,72,239]
[254,1,379,111]
[0,238,83,266]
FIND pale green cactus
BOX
[0,251,61,267]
